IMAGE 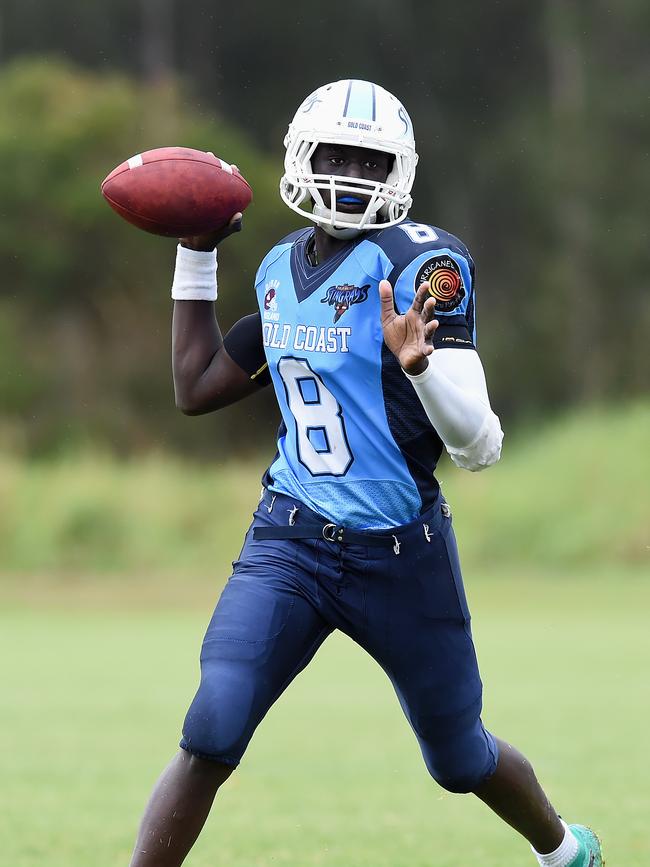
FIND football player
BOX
[129,80,602,867]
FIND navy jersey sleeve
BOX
[377,222,477,349]
[223,312,271,386]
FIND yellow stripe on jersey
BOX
[251,362,269,381]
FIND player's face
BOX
[311,144,392,213]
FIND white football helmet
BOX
[280,79,418,239]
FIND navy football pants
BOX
[180,489,498,793]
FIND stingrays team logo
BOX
[415,255,465,312]
[321,283,370,322]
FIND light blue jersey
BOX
[255,221,476,529]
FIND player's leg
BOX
[358,499,579,858]
[129,749,233,867]
[473,741,604,864]
[129,515,332,867]
[473,737,563,852]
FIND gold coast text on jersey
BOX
[262,322,352,354]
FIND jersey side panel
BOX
[369,223,478,504]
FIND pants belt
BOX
[253,522,398,548]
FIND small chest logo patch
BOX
[416,255,465,312]
[321,283,370,322]
[263,280,280,321]
[264,279,280,309]
[264,286,276,310]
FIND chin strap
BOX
[312,204,376,240]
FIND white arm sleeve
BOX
[404,348,504,471]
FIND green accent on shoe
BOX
[568,824,604,867]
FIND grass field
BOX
[1,403,648,864]
[2,570,649,866]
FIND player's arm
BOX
[172,215,269,415]
[379,279,503,471]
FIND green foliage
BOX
[0,57,292,454]
[0,451,253,574]
[0,402,647,576]
[1,2,649,456]
[439,401,650,569]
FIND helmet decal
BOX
[300,92,322,114]
[342,80,376,122]
[397,106,412,137]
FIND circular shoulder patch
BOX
[415,255,465,312]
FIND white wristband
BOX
[171,244,218,301]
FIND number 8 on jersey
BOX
[278,357,353,477]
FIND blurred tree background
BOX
[0,0,648,458]
[1,12,648,865]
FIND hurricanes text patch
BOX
[415,255,465,313]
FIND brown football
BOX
[100,146,253,237]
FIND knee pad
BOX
[420,722,498,794]
[180,665,256,765]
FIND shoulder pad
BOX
[369,221,472,269]
[379,223,475,323]
[276,227,312,247]
[255,229,310,287]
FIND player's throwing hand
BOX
[379,279,439,376]
[180,210,244,252]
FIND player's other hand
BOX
[379,280,438,376]
[180,210,243,252]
